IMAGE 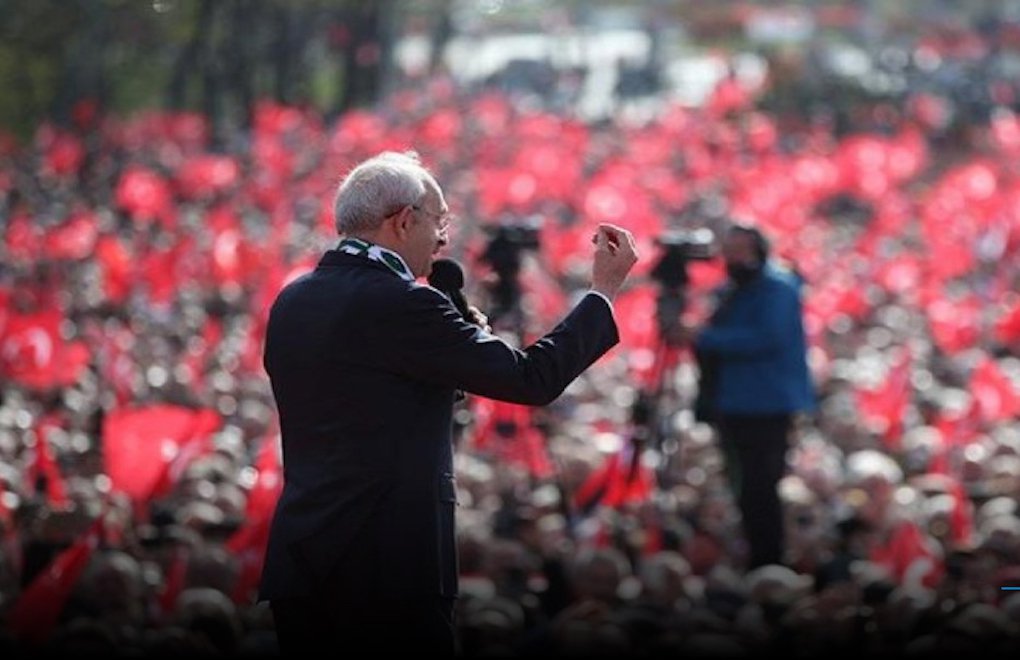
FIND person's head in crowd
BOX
[172,587,243,656]
[184,542,240,596]
[567,546,633,606]
[935,602,1020,655]
[843,449,904,528]
[548,599,632,658]
[42,617,120,657]
[789,431,843,500]
[635,550,696,610]
[978,496,1017,526]
[985,453,1020,498]
[744,564,812,610]
[721,221,771,286]
[69,549,147,632]
[812,513,877,609]
[481,537,539,598]
[780,474,829,572]
[900,425,944,477]
[135,625,221,656]
[920,490,959,549]
[977,513,1020,565]
[737,562,813,648]
[459,595,527,657]
[332,150,451,279]
[874,584,937,642]
[701,565,748,622]
[517,509,572,561]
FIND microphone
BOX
[428,258,473,322]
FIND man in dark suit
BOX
[259,150,638,655]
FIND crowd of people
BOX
[1,24,1020,657]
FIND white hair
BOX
[845,449,904,486]
[332,150,437,235]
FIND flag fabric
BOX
[226,433,283,604]
[467,398,553,479]
[855,349,912,450]
[102,405,221,503]
[155,544,190,620]
[27,417,70,508]
[968,357,1020,423]
[946,476,975,549]
[572,440,654,513]
[7,515,104,645]
[870,519,944,589]
[0,309,90,391]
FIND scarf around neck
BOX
[337,237,415,282]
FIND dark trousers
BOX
[270,593,457,656]
[717,413,792,569]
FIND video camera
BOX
[650,228,716,289]
[479,218,543,328]
[482,218,541,256]
[649,228,716,346]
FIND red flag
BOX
[870,520,944,589]
[0,490,21,583]
[27,418,70,508]
[0,309,91,391]
[42,210,100,261]
[114,166,174,228]
[946,477,975,549]
[468,398,553,478]
[102,405,221,503]
[175,154,240,200]
[572,441,654,512]
[855,349,912,450]
[37,127,85,178]
[155,544,190,620]
[7,515,104,645]
[990,108,1020,154]
[95,235,134,305]
[706,72,751,117]
[226,433,282,604]
[968,357,1020,423]
[993,300,1020,347]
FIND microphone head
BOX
[428,257,465,291]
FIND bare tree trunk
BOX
[335,0,397,113]
[228,0,256,130]
[167,0,215,110]
[428,0,454,75]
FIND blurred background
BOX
[2,0,1020,657]
[5,0,1020,138]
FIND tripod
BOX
[628,284,695,490]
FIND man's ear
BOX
[386,206,412,239]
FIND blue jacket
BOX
[694,262,816,416]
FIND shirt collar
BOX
[337,237,415,282]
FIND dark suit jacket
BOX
[258,248,618,607]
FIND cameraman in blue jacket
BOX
[687,222,816,570]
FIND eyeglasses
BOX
[412,204,453,225]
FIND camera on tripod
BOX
[480,218,543,327]
[649,228,716,345]
[483,219,542,253]
[650,228,716,289]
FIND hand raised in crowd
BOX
[590,223,639,301]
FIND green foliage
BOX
[0,0,85,140]
[0,0,399,140]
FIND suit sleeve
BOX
[376,287,619,405]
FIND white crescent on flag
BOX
[2,327,54,370]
